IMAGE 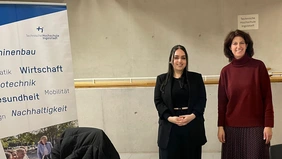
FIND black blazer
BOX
[154,71,207,149]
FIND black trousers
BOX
[159,109,202,159]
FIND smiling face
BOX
[16,149,25,159]
[230,36,248,60]
[171,49,187,72]
[41,136,47,144]
[11,151,17,159]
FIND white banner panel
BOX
[0,142,4,159]
[0,2,77,142]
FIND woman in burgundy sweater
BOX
[217,29,274,159]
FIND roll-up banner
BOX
[0,2,77,158]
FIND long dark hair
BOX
[160,45,189,92]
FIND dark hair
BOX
[5,150,16,156]
[5,152,12,159]
[224,29,254,62]
[160,45,189,91]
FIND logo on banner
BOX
[36,26,44,33]
[26,26,60,40]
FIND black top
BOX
[154,71,207,148]
[171,77,189,108]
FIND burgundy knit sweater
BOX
[218,54,274,127]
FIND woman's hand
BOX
[168,114,195,126]
[179,114,196,126]
[168,116,183,126]
[264,127,272,144]
[218,126,225,143]
[168,116,187,126]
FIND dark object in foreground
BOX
[51,127,120,159]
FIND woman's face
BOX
[171,49,187,72]
[11,152,17,159]
[230,36,247,60]
[41,137,47,144]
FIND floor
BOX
[119,152,221,159]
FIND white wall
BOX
[67,0,282,153]
[75,83,282,153]
[66,0,282,78]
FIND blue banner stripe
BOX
[0,4,66,26]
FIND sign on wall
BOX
[238,14,259,30]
